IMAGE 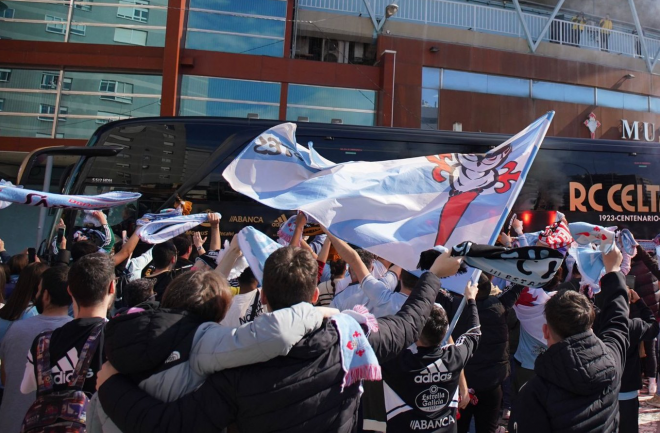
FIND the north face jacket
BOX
[508,271,629,433]
[382,299,481,432]
[87,303,323,433]
[97,272,442,433]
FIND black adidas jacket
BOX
[381,299,481,433]
[98,272,442,433]
[508,271,629,433]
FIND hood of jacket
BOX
[534,330,616,396]
[105,308,202,375]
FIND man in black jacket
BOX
[96,246,463,433]
[382,279,480,432]
[508,246,629,433]
[455,275,524,433]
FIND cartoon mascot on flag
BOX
[427,144,522,247]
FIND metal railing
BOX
[299,0,658,60]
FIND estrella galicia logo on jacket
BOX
[415,385,450,412]
[409,415,456,430]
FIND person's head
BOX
[8,253,28,276]
[606,14,610,19]
[0,262,49,321]
[152,241,177,270]
[262,246,318,311]
[35,266,72,314]
[173,235,193,260]
[71,241,99,262]
[476,273,492,299]
[349,249,374,282]
[161,270,232,323]
[123,278,156,308]
[400,270,419,293]
[68,253,115,311]
[237,267,258,291]
[329,259,347,279]
[418,305,449,347]
[543,289,595,346]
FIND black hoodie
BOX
[508,271,629,433]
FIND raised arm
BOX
[317,236,331,264]
[289,212,306,248]
[322,227,370,283]
[595,246,629,364]
[93,211,115,254]
[216,235,241,279]
[113,228,141,266]
[369,252,462,362]
[208,213,221,251]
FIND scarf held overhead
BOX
[223,114,553,275]
[451,242,564,287]
[237,226,283,285]
[138,213,220,244]
[0,180,141,210]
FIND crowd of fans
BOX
[0,207,658,433]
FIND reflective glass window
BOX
[186,0,286,57]
[180,76,281,120]
[600,90,649,112]
[287,84,376,126]
[421,88,439,130]
[422,67,441,90]
[443,70,529,97]
[0,0,166,46]
[650,97,660,114]
[532,81,594,104]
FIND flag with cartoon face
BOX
[223,114,554,291]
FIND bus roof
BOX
[89,116,660,154]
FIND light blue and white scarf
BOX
[138,213,220,244]
[0,180,140,210]
[236,226,283,284]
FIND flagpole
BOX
[441,112,554,344]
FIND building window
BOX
[99,80,134,103]
[74,1,92,11]
[0,69,8,82]
[38,104,68,121]
[286,84,376,126]
[0,99,4,111]
[41,73,72,90]
[96,111,129,124]
[117,0,149,23]
[1,9,15,18]
[113,28,148,46]
[597,89,648,111]
[70,23,86,36]
[443,70,530,97]
[532,81,594,105]
[36,133,65,138]
[45,15,66,34]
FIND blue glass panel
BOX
[288,85,376,111]
[185,32,284,56]
[189,0,287,18]
[181,76,280,103]
[532,81,594,104]
[597,89,624,109]
[187,12,285,37]
[286,107,374,126]
[487,75,529,97]
[442,70,488,93]
[650,97,660,114]
[623,93,649,112]
[180,99,279,119]
[421,88,439,108]
[422,67,440,90]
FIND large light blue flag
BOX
[237,226,283,285]
[223,113,554,285]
